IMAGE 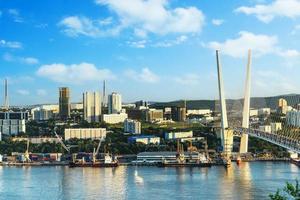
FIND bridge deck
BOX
[233,127,300,154]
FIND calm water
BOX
[0,162,299,200]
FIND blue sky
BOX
[1,0,300,105]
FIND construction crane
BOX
[93,137,104,163]
[24,139,31,162]
[53,127,71,152]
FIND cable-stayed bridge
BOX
[216,49,300,157]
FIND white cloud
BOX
[59,16,102,37]
[8,9,23,23]
[212,19,224,26]
[124,67,159,83]
[36,62,115,84]
[208,31,278,58]
[2,53,39,65]
[59,0,204,38]
[235,0,300,23]
[36,89,47,96]
[20,57,39,65]
[174,74,201,85]
[0,39,22,49]
[17,89,30,96]
[207,31,300,58]
[127,40,147,48]
[154,35,188,47]
[291,24,300,35]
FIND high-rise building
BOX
[278,98,287,107]
[83,91,101,123]
[59,87,70,119]
[278,98,289,114]
[124,119,141,134]
[108,92,122,114]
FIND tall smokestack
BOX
[4,79,9,110]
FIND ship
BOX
[157,140,212,168]
[69,138,118,168]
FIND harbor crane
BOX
[93,137,105,163]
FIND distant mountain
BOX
[150,94,300,111]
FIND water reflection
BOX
[0,163,299,200]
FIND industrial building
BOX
[64,128,107,140]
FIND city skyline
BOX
[1,0,300,105]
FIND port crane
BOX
[53,127,77,153]
[93,137,104,163]
[24,139,31,162]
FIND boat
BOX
[158,140,212,168]
[236,155,242,165]
[291,158,300,167]
[69,138,118,168]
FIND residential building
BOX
[33,109,53,121]
[102,113,128,124]
[249,109,258,116]
[128,135,160,145]
[145,109,164,122]
[0,119,26,136]
[108,92,122,114]
[83,92,101,123]
[171,106,186,122]
[71,103,83,110]
[187,109,211,115]
[64,128,106,140]
[59,87,70,119]
[259,125,271,133]
[271,122,282,133]
[164,130,193,140]
[287,110,300,127]
[258,108,271,116]
[278,98,287,107]
[0,111,28,136]
[124,119,141,134]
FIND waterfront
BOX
[0,162,299,200]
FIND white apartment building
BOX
[187,109,211,115]
[64,128,107,140]
[83,92,101,123]
[108,92,122,114]
[102,113,128,124]
[124,119,141,134]
[165,130,193,140]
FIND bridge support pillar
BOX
[240,135,248,153]
[222,129,234,157]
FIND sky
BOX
[1,0,300,105]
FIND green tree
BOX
[270,180,300,200]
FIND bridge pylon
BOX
[240,49,252,154]
[216,50,233,156]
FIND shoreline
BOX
[0,158,293,167]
